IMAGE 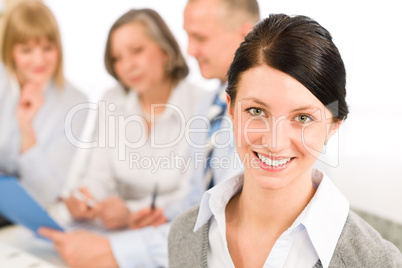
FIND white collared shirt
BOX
[0,63,88,206]
[194,169,350,268]
[79,80,206,213]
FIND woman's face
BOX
[228,65,340,191]
[12,36,58,85]
[111,22,169,92]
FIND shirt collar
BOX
[219,81,227,95]
[194,169,349,268]
[210,81,227,96]
[302,169,349,268]
[125,80,183,121]
[125,89,140,113]
[194,172,243,231]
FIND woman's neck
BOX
[138,78,174,117]
[227,169,316,235]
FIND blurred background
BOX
[1,0,401,242]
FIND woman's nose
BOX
[261,116,291,152]
[121,54,136,72]
[33,49,45,65]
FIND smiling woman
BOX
[168,14,402,268]
[228,65,341,191]
[0,1,88,206]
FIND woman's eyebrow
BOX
[240,98,321,113]
[240,97,271,109]
[291,105,320,112]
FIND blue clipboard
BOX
[0,176,64,235]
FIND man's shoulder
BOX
[194,87,222,115]
[173,79,208,116]
[177,79,207,98]
[330,210,402,267]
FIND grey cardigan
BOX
[168,205,402,268]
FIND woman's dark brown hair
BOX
[227,14,349,121]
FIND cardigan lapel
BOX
[201,222,210,268]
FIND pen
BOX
[150,184,158,211]
[73,190,97,208]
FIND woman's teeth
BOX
[257,153,291,167]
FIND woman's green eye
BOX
[299,115,307,122]
[253,109,262,115]
[295,114,312,123]
[249,108,264,116]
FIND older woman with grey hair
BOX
[65,9,205,230]
[39,8,206,268]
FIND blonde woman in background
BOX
[0,2,87,206]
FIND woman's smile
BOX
[228,65,340,190]
[253,151,294,172]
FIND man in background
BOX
[39,0,260,267]
[165,0,260,218]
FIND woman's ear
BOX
[226,93,233,121]
[326,120,342,143]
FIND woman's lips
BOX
[254,151,294,172]
[33,67,47,73]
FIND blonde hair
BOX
[1,1,64,88]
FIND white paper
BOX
[0,242,56,268]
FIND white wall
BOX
[0,0,4,14]
[44,0,402,224]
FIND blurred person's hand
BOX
[129,207,167,229]
[64,187,98,220]
[98,196,130,229]
[17,81,45,152]
[38,228,118,268]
